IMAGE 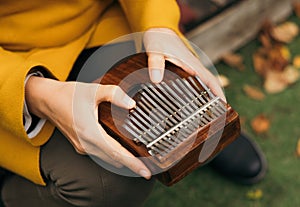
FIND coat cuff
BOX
[23,71,47,138]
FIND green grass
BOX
[143,15,300,207]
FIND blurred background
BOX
[144,0,300,206]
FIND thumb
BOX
[97,85,136,109]
[148,52,165,83]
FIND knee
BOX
[53,168,155,207]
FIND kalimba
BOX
[97,53,240,186]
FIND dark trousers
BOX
[0,42,155,207]
[1,129,154,207]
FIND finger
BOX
[97,128,152,179]
[108,142,152,179]
[96,85,136,109]
[196,70,227,102]
[88,146,124,168]
[148,52,165,83]
[165,56,196,76]
[175,56,227,102]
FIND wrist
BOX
[25,76,61,119]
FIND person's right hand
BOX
[25,76,151,179]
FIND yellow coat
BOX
[0,0,182,185]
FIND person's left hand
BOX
[143,28,226,102]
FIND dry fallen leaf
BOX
[271,22,299,43]
[217,74,230,87]
[264,70,287,93]
[259,33,272,49]
[293,55,300,69]
[222,52,245,71]
[243,84,265,100]
[251,114,270,134]
[282,65,300,84]
[296,138,300,157]
[253,51,268,76]
[268,45,290,72]
[246,189,263,200]
[264,66,299,93]
[253,20,300,94]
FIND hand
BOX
[143,28,226,102]
[25,76,151,179]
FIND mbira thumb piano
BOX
[97,53,240,186]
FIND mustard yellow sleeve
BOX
[118,0,181,33]
[118,0,197,56]
[0,27,92,147]
[0,47,55,147]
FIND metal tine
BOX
[159,81,200,133]
[155,83,199,129]
[183,78,207,106]
[155,83,186,109]
[195,76,215,99]
[171,80,199,111]
[176,78,202,107]
[140,96,194,146]
[125,120,170,154]
[124,120,151,144]
[170,79,213,126]
[128,115,158,139]
[125,112,187,156]
[206,105,221,119]
[138,93,191,148]
[139,98,177,145]
[141,92,194,133]
[188,77,211,104]
[160,81,201,132]
[208,101,225,117]
[123,124,146,144]
[129,110,161,136]
[146,82,181,114]
[174,78,211,124]
[128,112,173,150]
[145,83,194,140]
[216,99,227,112]
[134,106,165,133]
[137,101,169,131]
[208,99,226,116]
[161,82,195,114]
[123,123,166,156]
[141,91,181,127]
[141,84,184,124]
[141,94,179,132]
[181,78,214,125]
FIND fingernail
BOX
[151,69,163,83]
[139,169,151,179]
[124,95,136,108]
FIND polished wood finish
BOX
[97,53,241,186]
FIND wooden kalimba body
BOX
[97,53,240,186]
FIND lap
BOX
[1,129,154,207]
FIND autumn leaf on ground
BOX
[251,114,270,134]
[217,74,230,87]
[271,22,299,43]
[243,84,265,100]
[221,52,245,71]
[293,55,300,69]
[246,189,263,200]
[253,51,268,76]
[264,66,300,94]
[296,138,300,158]
[268,45,290,72]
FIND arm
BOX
[25,76,151,179]
[118,0,225,101]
